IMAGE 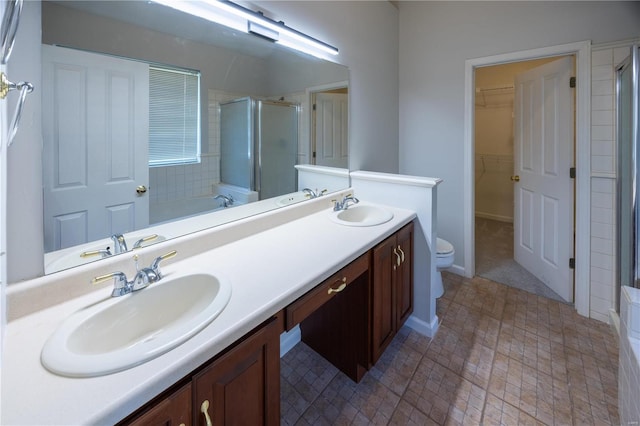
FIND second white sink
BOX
[330,204,394,227]
[41,271,231,377]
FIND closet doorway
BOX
[474,56,575,303]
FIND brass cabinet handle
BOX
[393,248,401,267]
[510,175,520,182]
[136,185,147,194]
[328,277,347,294]
[397,246,405,263]
[201,399,212,426]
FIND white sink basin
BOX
[329,204,394,227]
[41,272,231,377]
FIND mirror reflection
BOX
[41,1,349,274]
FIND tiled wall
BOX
[588,43,636,323]
[619,286,640,424]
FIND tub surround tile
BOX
[619,286,640,425]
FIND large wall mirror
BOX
[41,1,349,275]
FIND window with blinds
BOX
[149,66,201,166]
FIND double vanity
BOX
[2,190,419,425]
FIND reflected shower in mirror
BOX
[41,1,349,274]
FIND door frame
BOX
[463,41,591,317]
[305,81,349,165]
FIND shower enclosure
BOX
[616,45,640,311]
[220,97,299,200]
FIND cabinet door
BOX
[126,383,192,426]
[193,318,280,426]
[371,235,397,364]
[396,223,414,327]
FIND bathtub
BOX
[150,197,226,224]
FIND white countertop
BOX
[2,202,416,425]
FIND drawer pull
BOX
[201,399,213,426]
[328,277,347,294]
[393,248,401,267]
[397,246,405,263]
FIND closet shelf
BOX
[475,85,514,108]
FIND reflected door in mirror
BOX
[42,46,149,252]
[313,92,348,169]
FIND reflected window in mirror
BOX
[149,66,201,167]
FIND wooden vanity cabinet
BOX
[126,382,192,426]
[120,318,280,426]
[371,222,414,364]
[193,317,280,426]
[120,221,415,425]
[294,253,370,382]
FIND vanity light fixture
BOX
[151,0,338,58]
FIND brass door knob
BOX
[136,185,147,194]
[510,175,520,182]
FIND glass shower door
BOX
[616,45,640,311]
[220,97,254,190]
[257,101,298,200]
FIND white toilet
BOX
[434,237,455,298]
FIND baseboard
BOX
[405,314,439,338]
[448,264,465,277]
[610,309,620,336]
[475,212,513,223]
[279,325,301,357]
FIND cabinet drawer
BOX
[286,253,369,330]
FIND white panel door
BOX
[314,92,348,168]
[42,45,149,252]
[513,57,574,302]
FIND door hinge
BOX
[313,103,316,111]
[569,258,575,269]
[570,167,576,179]
[569,77,576,88]
[312,151,316,159]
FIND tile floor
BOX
[475,217,566,303]
[281,272,619,425]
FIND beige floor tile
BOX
[280,273,619,425]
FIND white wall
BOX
[256,1,400,173]
[399,1,640,270]
[6,1,43,282]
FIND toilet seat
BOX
[436,238,454,256]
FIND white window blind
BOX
[149,66,201,166]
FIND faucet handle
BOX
[91,271,130,297]
[132,234,158,249]
[150,250,177,278]
[80,248,112,258]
